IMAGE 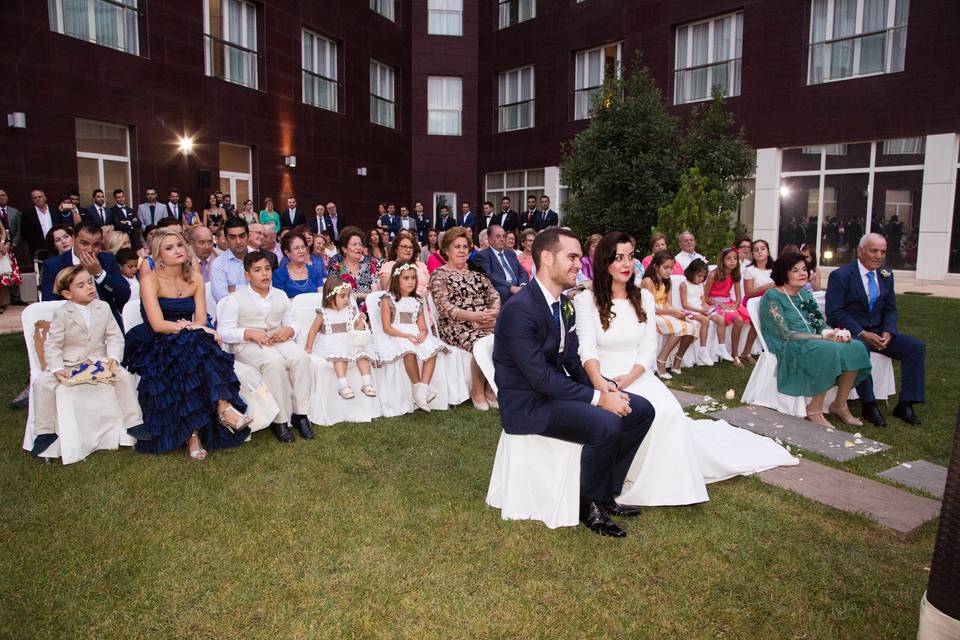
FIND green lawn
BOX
[0,295,955,639]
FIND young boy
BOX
[115,247,140,301]
[30,265,143,456]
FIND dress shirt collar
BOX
[534,275,559,308]
[857,260,875,279]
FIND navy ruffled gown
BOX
[123,297,249,454]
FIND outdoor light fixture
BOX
[284,155,297,168]
[177,135,195,154]
[7,112,26,129]
[357,167,368,176]
[823,250,834,261]
[779,185,791,198]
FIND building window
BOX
[204,0,258,89]
[802,144,849,155]
[883,137,924,155]
[47,0,140,55]
[75,119,131,208]
[433,192,457,221]
[370,60,396,129]
[485,169,545,216]
[674,12,742,105]
[428,77,462,136]
[370,0,395,22]
[574,42,622,119]
[498,66,534,132]
[428,0,462,36]
[218,142,253,205]
[302,30,338,112]
[498,0,535,29]
[808,0,909,85]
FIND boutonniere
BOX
[561,300,575,327]
[879,269,891,278]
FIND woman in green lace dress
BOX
[759,253,871,427]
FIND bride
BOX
[574,232,797,506]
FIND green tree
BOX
[655,167,734,264]
[560,52,681,242]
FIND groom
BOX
[493,228,655,537]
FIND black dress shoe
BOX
[861,403,887,428]
[30,433,58,457]
[292,414,315,439]
[604,501,643,518]
[892,403,921,426]
[579,501,627,538]
[271,422,295,443]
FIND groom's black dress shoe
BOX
[292,414,315,439]
[271,422,295,443]
[604,501,643,518]
[892,403,921,426]
[861,403,887,428]
[30,433,58,457]
[580,501,626,538]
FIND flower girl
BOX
[305,276,377,399]
[679,259,725,366]
[375,261,447,412]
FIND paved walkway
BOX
[0,305,24,335]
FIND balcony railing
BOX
[498,100,534,132]
[204,34,258,89]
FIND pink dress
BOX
[708,275,751,325]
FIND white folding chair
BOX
[21,302,132,464]
[205,281,217,324]
[475,334,583,529]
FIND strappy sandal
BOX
[805,412,832,427]
[218,405,253,432]
[670,355,683,376]
[731,357,744,368]
[828,402,863,427]
[187,432,207,460]
[739,353,756,364]
[655,360,672,380]
[339,386,356,399]
[361,385,377,397]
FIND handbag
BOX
[350,314,371,347]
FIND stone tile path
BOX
[670,389,705,408]
[878,460,948,499]
[709,405,889,462]
[758,459,941,534]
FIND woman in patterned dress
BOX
[428,227,501,411]
[327,226,381,305]
[640,251,696,379]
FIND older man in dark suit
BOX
[472,224,529,304]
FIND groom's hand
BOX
[599,391,631,417]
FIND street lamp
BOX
[177,135,195,155]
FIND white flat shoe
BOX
[361,385,377,397]
[471,398,489,411]
[486,397,499,410]
[338,386,355,399]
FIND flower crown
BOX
[326,283,352,299]
[392,262,418,277]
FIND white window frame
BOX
[48,0,140,55]
[302,29,338,112]
[574,42,623,120]
[203,0,259,90]
[370,0,396,22]
[428,0,463,36]
[807,0,910,85]
[75,119,132,205]
[484,169,546,210]
[433,192,457,223]
[883,137,924,155]
[498,0,535,30]
[497,66,535,133]
[427,76,462,136]
[673,12,743,105]
[370,60,396,129]
[218,143,253,205]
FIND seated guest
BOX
[760,253,872,427]
[674,231,707,271]
[210,218,250,302]
[516,228,536,278]
[579,233,602,283]
[219,251,315,443]
[471,224,529,304]
[124,229,252,460]
[186,225,216,283]
[156,216,182,231]
[272,232,324,299]
[310,232,331,272]
[45,224,75,258]
[640,251,697,377]
[377,230,430,297]
[115,247,141,300]
[799,244,820,291]
[365,228,387,261]
[426,245,446,274]
[428,227,500,410]
[704,246,754,365]
[422,228,440,264]
[29,266,144,457]
[641,233,683,274]
[825,233,925,427]
[735,234,753,270]
[41,221,130,326]
[104,228,131,254]
[328,226,380,303]
[492,228,654,537]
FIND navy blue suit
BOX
[41,251,131,327]
[435,214,457,232]
[473,247,530,304]
[493,282,654,502]
[825,260,925,404]
[533,208,559,231]
[414,214,430,245]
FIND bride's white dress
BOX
[574,290,798,506]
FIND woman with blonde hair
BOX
[104,228,132,254]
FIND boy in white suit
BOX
[31,265,143,456]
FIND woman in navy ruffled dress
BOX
[124,229,252,460]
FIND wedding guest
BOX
[219,251,315,443]
[222,194,236,218]
[260,197,281,233]
[236,199,258,225]
[305,276,377,399]
[82,189,111,226]
[378,204,400,241]
[376,261,446,412]
[204,193,226,232]
[477,228,489,251]
[322,201,343,242]
[735,235,753,270]
[640,251,696,378]
[679,259,725,366]
[674,231,707,271]
[210,218,250,302]
[743,240,775,301]
[704,246,753,366]
[429,227,500,410]
[641,233,683,274]
[164,190,182,221]
[825,233,926,427]
[104,228,131,254]
[186,225,216,283]
[425,244,447,274]
[505,230,517,251]
[123,229,252,459]
[310,232,330,272]
[471,224,529,304]
[321,231,338,260]
[496,196,518,234]
[422,228,440,263]
[181,196,202,226]
[580,233,602,283]
[534,195,559,231]
[261,226,283,263]
[0,221,21,311]
[328,226,380,303]
[377,231,429,296]
[435,205,456,232]
[413,202,430,245]
[137,187,168,228]
[22,189,56,259]
[281,196,303,230]
[215,227,227,253]
[45,224,75,259]
[517,228,536,278]
[365,228,387,261]
[57,197,82,227]
[762,253,872,427]
[799,244,820,291]
[29,265,144,457]
[108,189,139,244]
[115,247,140,300]
[272,232,325,299]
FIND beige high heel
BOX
[187,432,207,460]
